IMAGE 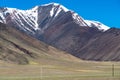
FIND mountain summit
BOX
[0,3,109,34]
[1,3,120,61]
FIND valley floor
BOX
[0,60,120,80]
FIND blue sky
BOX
[0,0,120,28]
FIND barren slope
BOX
[0,22,80,64]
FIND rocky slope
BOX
[0,22,80,64]
[77,28,120,61]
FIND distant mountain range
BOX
[0,3,120,61]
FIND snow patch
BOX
[50,7,54,16]
[41,3,59,6]
[31,6,39,30]
[41,3,69,12]
[54,7,62,17]
[60,5,68,12]
[0,13,6,23]
[84,20,110,31]
[26,6,39,30]
[72,12,87,26]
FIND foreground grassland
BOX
[0,61,120,80]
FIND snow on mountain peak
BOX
[41,2,60,6]
[41,3,69,12]
[27,6,39,30]
[84,20,110,31]
[59,4,69,12]
[0,3,110,32]
[71,12,87,26]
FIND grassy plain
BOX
[0,60,120,80]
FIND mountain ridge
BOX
[1,3,120,61]
[0,3,109,32]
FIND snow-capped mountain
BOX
[1,3,120,61]
[0,3,109,35]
